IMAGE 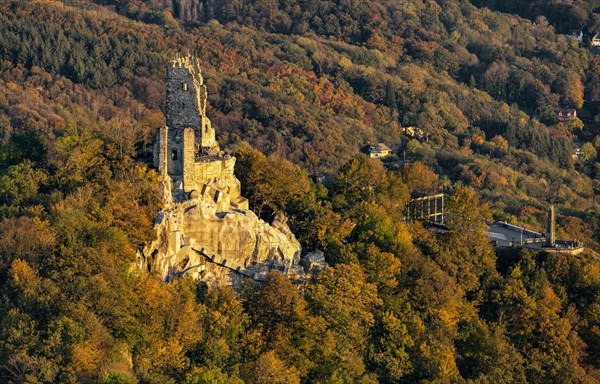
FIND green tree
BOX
[305,264,381,381]
[183,367,243,384]
[367,303,416,382]
[235,148,311,218]
[580,142,597,163]
[455,319,526,382]
[0,160,48,206]
[332,156,385,210]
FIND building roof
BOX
[556,107,576,113]
[556,107,577,122]
[365,143,392,153]
[487,221,544,248]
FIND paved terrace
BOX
[486,221,584,254]
[487,221,544,248]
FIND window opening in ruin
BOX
[181,102,185,110]
[172,150,178,160]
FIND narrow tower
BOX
[545,205,556,247]
[166,56,215,142]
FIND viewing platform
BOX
[487,221,584,255]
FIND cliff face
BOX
[145,194,301,285]
[144,56,302,285]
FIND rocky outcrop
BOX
[144,194,301,286]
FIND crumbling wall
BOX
[153,125,168,174]
[200,116,217,149]
[166,58,203,132]
[183,128,196,192]
[166,56,218,151]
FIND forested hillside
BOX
[0,0,599,382]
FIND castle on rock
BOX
[146,56,302,285]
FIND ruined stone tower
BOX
[147,55,303,285]
[165,55,217,150]
[154,56,246,208]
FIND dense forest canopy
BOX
[0,0,599,382]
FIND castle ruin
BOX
[145,56,305,285]
[154,56,248,211]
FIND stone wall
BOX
[200,116,217,150]
[153,125,168,176]
[166,57,218,151]
[182,128,196,192]
[194,157,237,187]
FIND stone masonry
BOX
[154,56,247,207]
